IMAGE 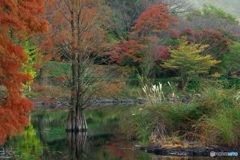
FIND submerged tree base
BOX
[66,109,88,132]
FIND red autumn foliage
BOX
[0,0,48,144]
[106,40,146,65]
[151,45,170,61]
[133,4,175,36]
[180,28,232,59]
[106,4,176,68]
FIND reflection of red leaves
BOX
[104,137,129,158]
[109,143,125,158]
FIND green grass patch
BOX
[44,61,71,77]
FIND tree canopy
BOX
[0,0,48,144]
[162,37,220,90]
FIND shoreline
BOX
[30,97,146,110]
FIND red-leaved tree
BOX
[0,0,48,144]
[107,4,176,77]
[43,0,110,132]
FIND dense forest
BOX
[1,0,240,151]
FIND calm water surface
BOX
[3,106,234,160]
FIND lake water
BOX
[2,106,230,160]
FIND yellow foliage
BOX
[162,37,221,89]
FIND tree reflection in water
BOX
[6,109,154,160]
[7,123,43,160]
[67,132,91,160]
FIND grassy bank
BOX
[120,82,240,148]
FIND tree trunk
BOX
[66,109,75,132]
[36,67,43,85]
[66,108,87,132]
[75,108,88,132]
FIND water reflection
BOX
[67,132,89,160]
[4,108,228,160]
[5,109,151,160]
[7,123,43,159]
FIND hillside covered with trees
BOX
[189,0,240,20]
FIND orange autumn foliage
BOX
[96,80,126,97]
[0,0,48,144]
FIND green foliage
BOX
[186,78,206,91]
[220,42,240,75]
[22,41,40,90]
[8,124,43,160]
[127,70,146,87]
[202,4,239,24]
[22,41,38,79]
[229,79,240,89]
[162,37,220,90]
[219,29,239,41]
[164,39,180,46]
[214,78,240,89]
[44,61,71,77]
